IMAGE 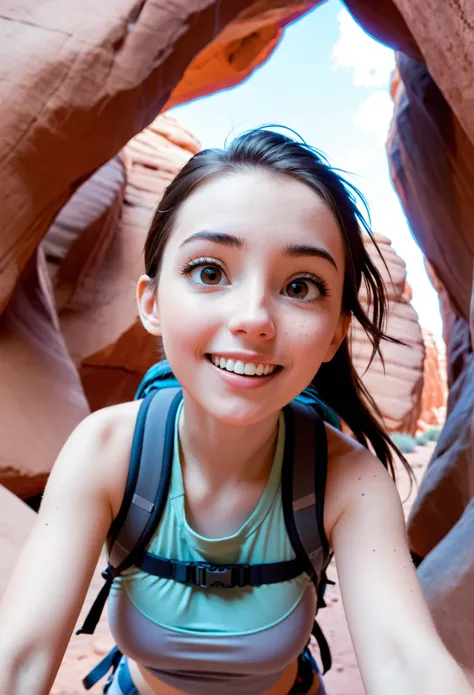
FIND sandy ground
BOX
[52,442,435,695]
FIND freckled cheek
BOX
[283,314,334,356]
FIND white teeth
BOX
[210,355,278,377]
[234,360,245,375]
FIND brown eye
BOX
[283,277,326,302]
[182,258,229,287]
[188,264,227,285]
[286,280,309,299]
[200,267,221,284]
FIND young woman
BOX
[0,129,471,695]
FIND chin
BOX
[202,396,282,428]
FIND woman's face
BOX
[140,169,349,426]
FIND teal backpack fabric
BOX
[135,361,341,431]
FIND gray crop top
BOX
[108,585,316,695]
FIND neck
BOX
[178,394,280,489]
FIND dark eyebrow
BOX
[283,243,339,272]
[179,231,244,249]
[179,231,338,272]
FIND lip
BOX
[205,355,282,390]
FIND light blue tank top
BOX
[108,403,316,694]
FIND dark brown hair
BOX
[144,128,411,480]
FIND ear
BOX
[137,274,161,336]
[323,312,351,363]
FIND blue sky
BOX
[169,0,442,339]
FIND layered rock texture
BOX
[1,0,473,686]
[419,329,447,430]
[388,54,474,671]
[352,233,425,434]
[0,114,199,499]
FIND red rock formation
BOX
[419,329,447,429]
[424,259,457,350]
[0,249,90,498]
[388,58,474,672]
[164,3,320,110]
[78,114,201,410]
[6,0,471,316]
[387,56,474,322]
[352,233,425,434]
[0,0,321,316]
[0,114,199,498]
[346,1,474,147]
[343,0,421,60]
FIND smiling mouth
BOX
[206,354,282,377]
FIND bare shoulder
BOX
[322,422,399,543]
[76,398,142,446]
[50,399,143,521]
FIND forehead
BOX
[170,169,344,259]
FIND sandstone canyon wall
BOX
[0,114,199,499]
[388,54,474,671]
[1,0,473,685]
[419,328,447,430]
[352,233,425,435]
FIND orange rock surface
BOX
[352,233,425,434]
[388,57,474,673]
[164,2,320,110]
[67,115,201,410]
[0,0,322,316]
[419,328,447,429]
[0,249,90,498]
[0,114,199,499]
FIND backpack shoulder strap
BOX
[282,399,333,674]
[76,387,182,635]
[282,399,330,588]
[135,359,180,399]
[107,387,182,567]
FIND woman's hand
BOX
[327,440,473,695]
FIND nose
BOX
[227,287,276,341]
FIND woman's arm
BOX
[328,445,473,695]
[0,405,133,695]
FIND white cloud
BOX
[338,145,375,174]
[352,91,394,143]
[332,9,395,88]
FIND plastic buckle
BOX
[193,564,235,588]
[234,563,250,587]
[101,565,117,583]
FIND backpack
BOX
[78,361,338,690]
